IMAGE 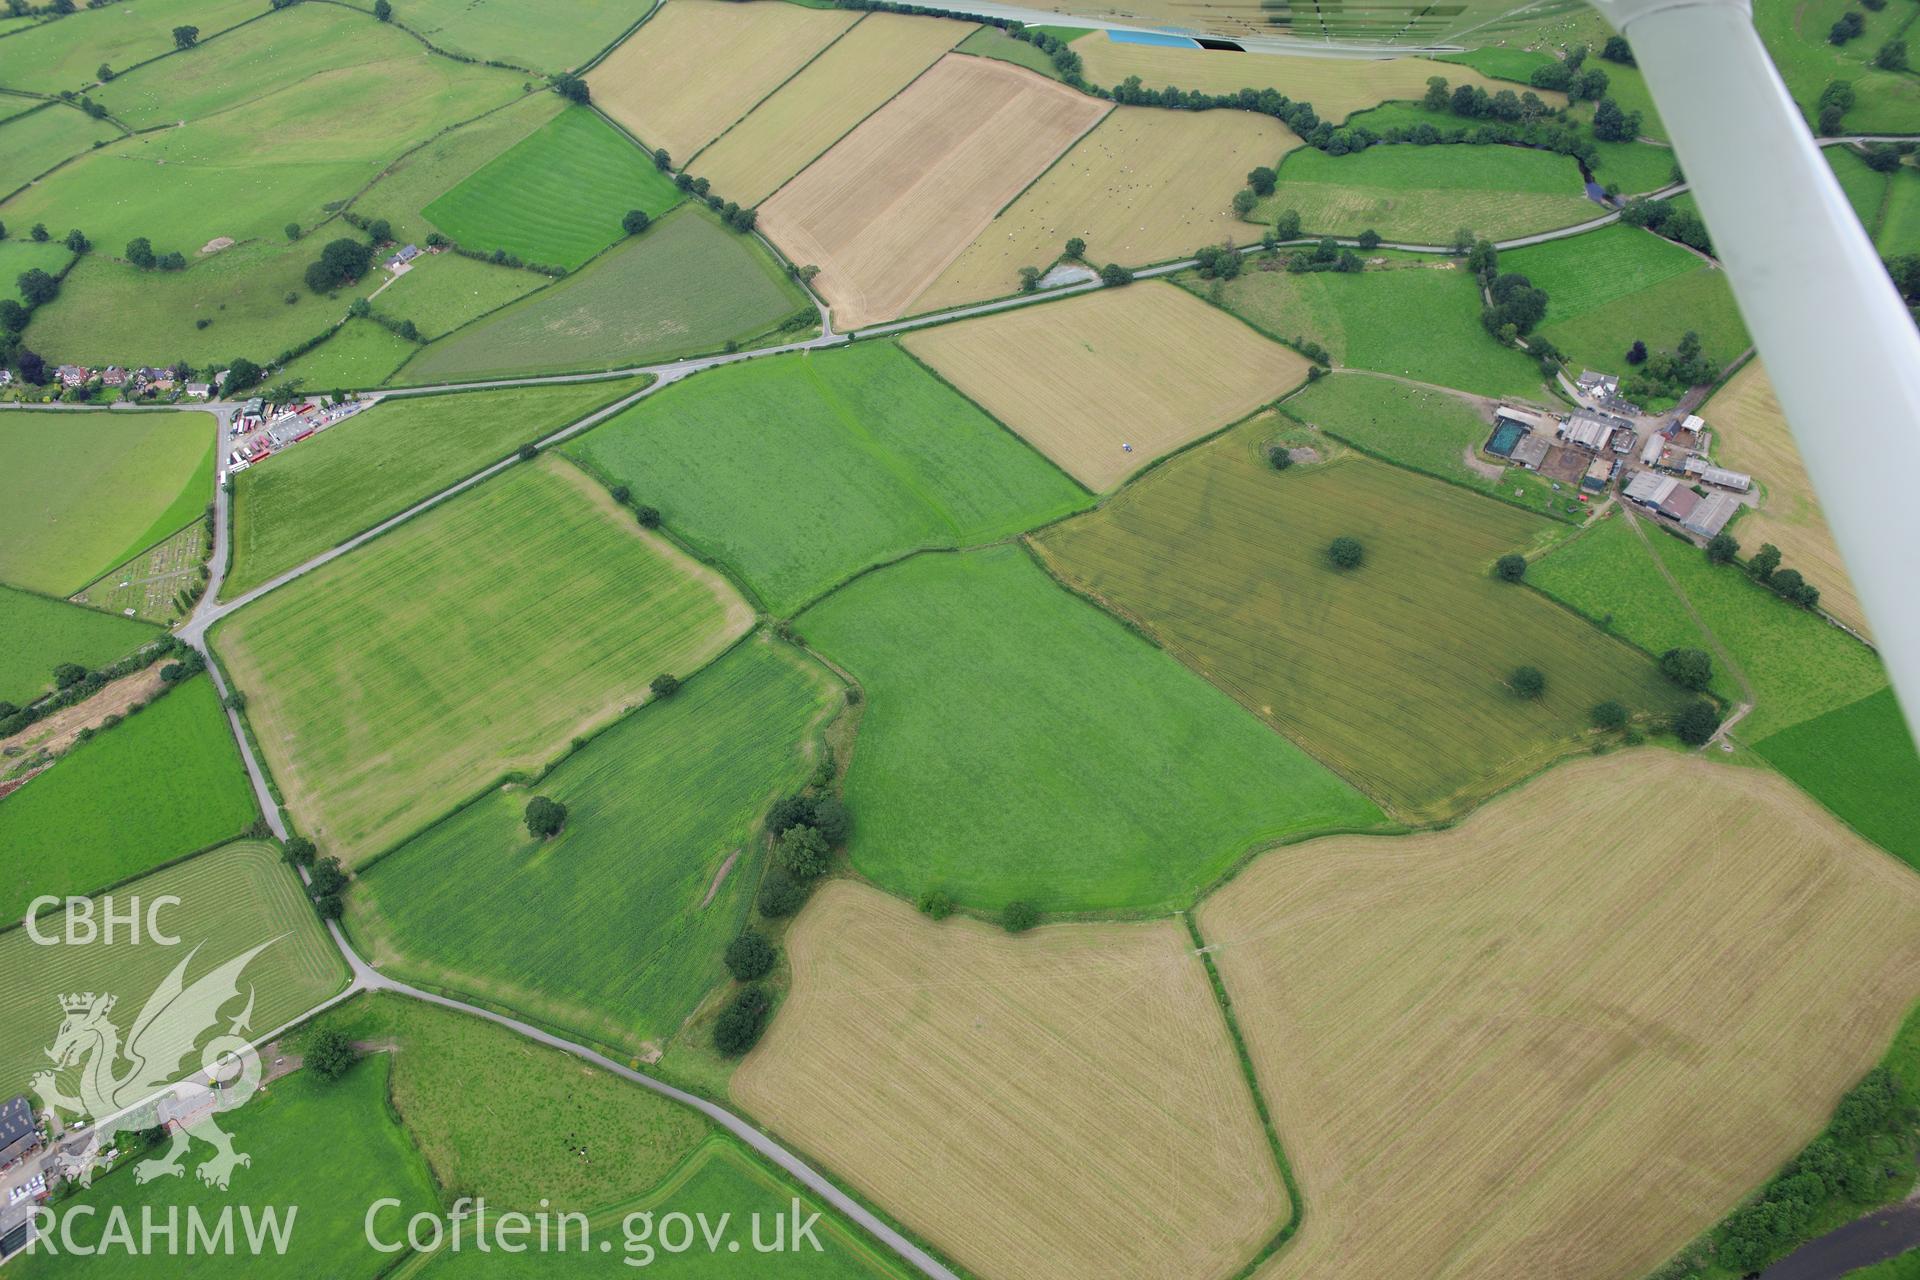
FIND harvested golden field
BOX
[1707,360,1868,636]
[586,0,857,164]
[690,13,974,205]
[757,54,1108,330]
[902,281,1305,489]
[1075,38,1551,122]
[733,880,1284,1280]
[911,106,1299,313]
[1198,751,1920,1280]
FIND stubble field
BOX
[758,54,1109,330]
[1201,751,1920,1280]
[688,13,975,205]
[587,0,859,164]
[911,105,1299,313]
[215,456,752,864]
[902,281,1306,490]
[732,881,1285,1280]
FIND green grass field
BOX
[1253,143,1596,244]
[276,318,420,391]
[1281,373,1571,517]
[0,237,75,303]
[1189,259,1548,400]
[796,545,1382,911]
[0,675,257,918]
[412,1136,914,1278]
[20,241,339,368]
[1342,101,1674,192]
[370,252,545,340]
[956,26,1063,79]
[315,992,710,1214]
[1036,428,1688,819]
[375,0,648,74]
[395,206,812,381]
[1429,48,1555,84]
[215,455,751,865]
[1502,223,1751,375]
[565,343,1090,613]
[1755,0,1920,134]
[12,1056,435,1280]
[1528,512,1888,739]
[1880,164,1920,257]
[0,410,212,597]
[0,840,344,1098]
[0,585,157,707]
[1755,685,1920,871]
[0,102,118,191]
[6,6,524,261]
[422,106,681,270]
[350,639,836,1057]
[225,375,652,596]
[0,0,264,95]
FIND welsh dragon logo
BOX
[32,940,276,1191]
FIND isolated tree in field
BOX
[1326,536,1364,570]
[649,672,680,699]
[364,218,391,245]
[1495,553,1527,582]
[1748,542,1782,583]
[524,795,567,839]
[622,208,650,236]
[1509,665,1546,699]
[18,269,58,307]
[305,237,372,293]
[724,930,776,982]
[1673,698,1722,745]
[1064,236,1086,260]
[1659,646,1713,691]
[1875,39,1908,70]
[1705,531,1740,564]
[776,824,830,880]
[1002,901,1038,933]
[1626,339,1648,365]
[1601,34,1635,64]
[374,0,392,19]
[172,25,199,49]
[712,985,771,1056]
[305,1027,356,1081]
[1231,188,1258,217]
[1590,700,1629,732]
[1267,445,1293,471]
[1247,165,1277,196]
[1273,208,1302,241]
[1357,228,1381,250]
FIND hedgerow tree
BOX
[713,986,771,1056]
[125,237,155,269]
[1590,700,1628,731]
[553,74,589,104]
[1748,542,1783,583]
[63,228,89,254]
[622,208,650,236]
[649,672,680,698]
[1495,553,1527,582]
[724,930,776,982]
[916,889,953,920]
[1002,901,1039,933]
[1674,699,1722,745]
[1357,228,1381,250]
[776,824,830,879]
[309,857,348,919]
[757,867,809,917]
[1247,165,1276,196]
[1099,262,1132,286]
[283,836,317,868]
[1659,647,1713,691]
[172,25,199,49]
[1273,208,1302,241]
[525,795,567,839]
[1064,237,1085,260]
[1706,531,1740,565]
[374,0,392,19]
[306,1027,357,1082]
[1510,666,1546,699]
[1327,536,1364,570]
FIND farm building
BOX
[1583,456,1616,491]
[1659,484,1702,522]
[1625,470,1677,507]
[1488,405,1559,460]
[1683,458,1753,491]
[0,1094,38,1167]
[1510,433,1552,470]
[1577,370,1620,396]
[1496,405,1559,435]
[385,243,421,271]
[1562,409,1636,454]
[1682,492,1742,538]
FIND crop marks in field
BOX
[690,13,975,206]
[732,881,1284,1280]
[795,546,1380,911]
[913,106,1299,314]
[903,281,1305,490]
[0,410,212,597]
[422,106,682,271]
[758,54,1109,330]
[396,206,810,381]
[0,841,343,1098]
[0,676,258,919]
[216,456,753,865]
[587,0,859,164]
[1253,143,1596,244]
[1201,751,1920,1280]
[1034,433,1686,820]
[564,342,1089,614]
[349,639,839,1057]
[226,375,652,597]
